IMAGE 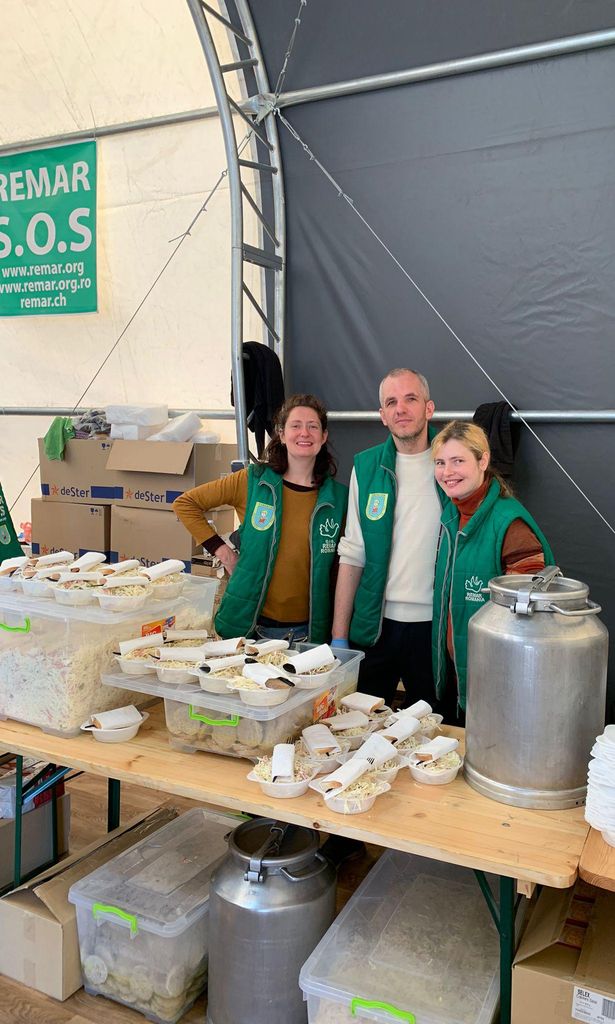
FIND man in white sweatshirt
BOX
[331,368,442,706]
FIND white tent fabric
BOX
[1,0,257,524]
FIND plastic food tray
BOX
[69,808,239,1024]
[300,849,509,1024]
[0,577,218,737]
[102,645,364,759]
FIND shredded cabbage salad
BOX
[103,584,149,596]
[419,751,462,774]
[57,579,103,590]
[396,734,424,753]
[152,573,184,586]
[253,756,314,782]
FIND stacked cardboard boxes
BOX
[32,436,237,570]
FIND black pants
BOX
[356,618,435,709]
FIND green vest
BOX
[215,465,348,643]
[0,484,24,561]
[432,478,554,711]
[349,430,442,647]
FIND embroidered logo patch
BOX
[465,576,485,603]
[319,518,339,539]
[365,493,388,521]
[251,502,275,531]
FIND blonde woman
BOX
[431,420,553,721]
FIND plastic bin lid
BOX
[0,574,215,625]
[102,650,363,723]
[68,808,237,937]
[299,850,501,1024]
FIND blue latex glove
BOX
[331,638,349,649]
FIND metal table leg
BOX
[107,778,121,831]
[499,876,515,1024]
[474,871,516,1024]
[13,754,23,889]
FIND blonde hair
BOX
[431,420,513,497]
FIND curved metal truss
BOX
[186,0,286,465]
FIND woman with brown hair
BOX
[431,420,554,722]
[173,395,348,643]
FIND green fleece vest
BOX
[349,430,442,647]
[432,478,554,710]
[215,465,348,643]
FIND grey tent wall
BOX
[247,1,615,716]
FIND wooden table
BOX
[579,826,615,891]
[0,707,590,1024]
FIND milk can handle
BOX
[548,600,602,617]
[280,851,329,882]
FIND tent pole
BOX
[273,28,615,109]
[2,408,614,423]
[186,0,249,466]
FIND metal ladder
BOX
[186,0,286,466]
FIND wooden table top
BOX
[0,706,589,888]
[579,826,615,892]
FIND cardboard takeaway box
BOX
[31,498,111,560]
[110,504,235,570]
[0,805,178,1001]
[38,437,238,511]
[512,883,615,1024]
[0,793,70,890]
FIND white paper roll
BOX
[379,717,421,744]
[244,639,290,656]
[69,552,107,571]
[156,646,206,663]
[302,724,341,757]
[271,744,295,782]
[283,644,334,674]
[90,706,143,730]
[202,637,246,656]
[104,560,141,576]
[142,559,186,581]
[350,733,398,767]
[102,575,150,591]
[0,556,28,575]
[200,654,246,673]
[36,550,74,567]
[410,736,459,764]
[404,700,433,720]
[56,571,104,584]
[341,693,385,715]
[242,662,292,687]
[326,711,370,732]
[119,634,165,656]
[165,629,211,642]
[317,758,370,794]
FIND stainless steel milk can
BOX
[207,818,336,1024]
[465,567,608,809]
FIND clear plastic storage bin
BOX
[68,808,237,1023]
[300,850,505,1024]
[0,578,218,737]
[103,645,364,759]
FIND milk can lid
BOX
[488,566,592,614]
[229,819,320,872]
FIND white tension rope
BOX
[275,108,615,540]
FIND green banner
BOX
[0,484,24,559]
[0,140,97,317]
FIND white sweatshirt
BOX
[338,448,441,622]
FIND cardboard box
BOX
[0,793,70,890]
[110,505,234,571]
[31,498,110,560]
[38,437,238,510]
[512,883,615,1024]
[0,805,177,1000]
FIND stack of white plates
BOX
[585,724,615,847]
